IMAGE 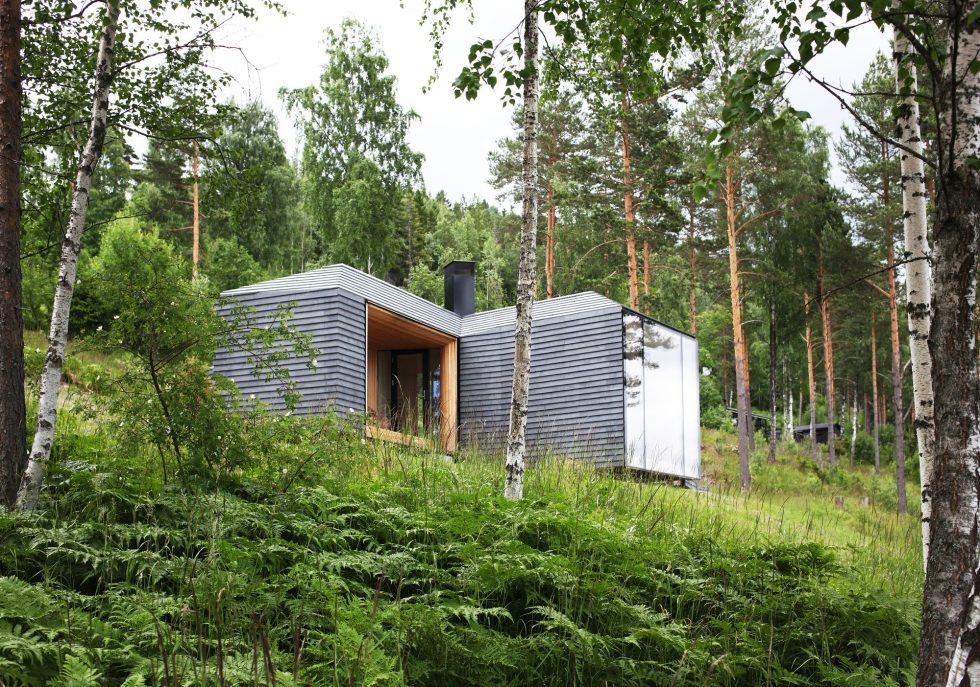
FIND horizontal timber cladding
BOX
[213,287,366,417]
[458,306,626,468]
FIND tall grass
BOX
[0,425,920,685]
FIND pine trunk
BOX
[545,180,555,298]
[192,140,200,279]
[872,312,881,474]
[783,358,793,441]
[894,26,935,565]
[917,7,980,684]
[805,290,818,463]
[16,1,120,512]
[819,261,837,464]
[726,163,750,489]
[688,200,697,335]
[741,293,754,450]
[768,297,777,463]
[886,238,908,513]
[621,98,639,310]
[643,239,650,297]
[503,0,539,502]
[0,0,24,508]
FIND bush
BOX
[78,222,314,481]
[853,431,876,465]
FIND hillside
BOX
[0,350,921,685]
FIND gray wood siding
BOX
[213,288,365,417]
[458,307,625,467]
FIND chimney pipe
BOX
[443,260,476,317]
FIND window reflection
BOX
[623,314,700,478]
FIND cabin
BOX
[727,407,773,435]
[792,423,843,444]
[213,262,701,480]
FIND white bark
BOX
[928,11,980,686]
[894,24,937,571]
[850,391,857,461]
[16,1,120,512]
[503,0,538,502]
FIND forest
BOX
[1,0,979,684]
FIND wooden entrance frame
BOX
[365,304,458,451]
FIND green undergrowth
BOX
[696,428,923,594]
[0,437,919,686]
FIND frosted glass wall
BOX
[623,314,701,479]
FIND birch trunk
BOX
[819,261,837,464]
[894,26,935,565]
[0,0,24,508]
[850,388,857,463]
[917,6,980,684]
[725,163,750,489]
[805,289,818,463]
[16,1,120,512]
[887,237,908,513]
[503,0,538,502]
[872,312,881,474]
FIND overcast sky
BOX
[211,1,889,204]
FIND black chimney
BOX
[443,260,475,317]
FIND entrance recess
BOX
[365,304,458,451]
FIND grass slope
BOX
[0,430,920,686]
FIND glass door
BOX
[391,351,426,435]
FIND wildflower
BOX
[113,315,120,320]
[96,326,103,332]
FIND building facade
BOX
[213,262,701,479]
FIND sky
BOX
[210,1,890,204]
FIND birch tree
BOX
[16,0,120,512]
[503,0,539,501]
[917,6,980,682]
[17,0,272,510]
[426,0,729,499]
[893,26,935,564]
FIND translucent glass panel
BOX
[623,314,701,478]
[623,314,645,467]
[681,337,701,478]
